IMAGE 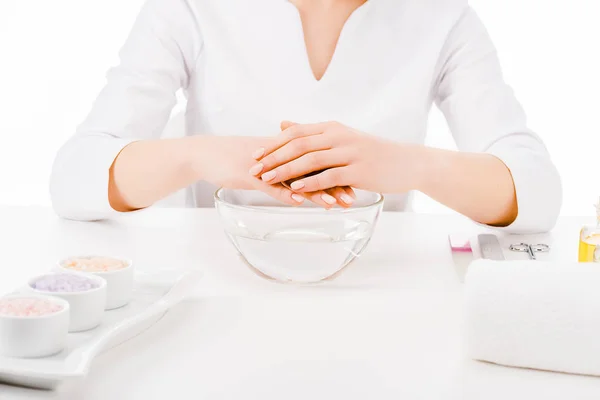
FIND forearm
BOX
[108,137,200,211]
[414,147,518,226]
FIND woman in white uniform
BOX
[49,0,562,233]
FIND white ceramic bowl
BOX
[57,256,134,310]
[0,294,69,358]
[26,272,107,332]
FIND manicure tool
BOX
[509,243,550,260]
[478,234,505,260]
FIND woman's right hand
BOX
[190,135,305,205]
[191,135,354,208]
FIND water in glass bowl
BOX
[225,218,373,283]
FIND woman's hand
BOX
[274,121,356,208]
[108,133,348,212]
[248,121,426,195]
[190,135,305,206]
[191,134,354,208]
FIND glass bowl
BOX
[214,188,384,284]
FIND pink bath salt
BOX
[0,298,63,317]
[63,256,129,272]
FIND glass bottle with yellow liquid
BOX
[579,199,600,262]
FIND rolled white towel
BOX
[465,259,600,376]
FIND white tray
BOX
[0,269,202,390]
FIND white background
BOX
[0,0,598,215]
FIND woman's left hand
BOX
[249,121,425,195]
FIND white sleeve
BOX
[434,6,562,234]
[49,0,202,221]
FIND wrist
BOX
[409,145,454,193]
[180,135,209,181]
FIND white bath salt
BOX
[63,256,129,272]
[0,297,63,317]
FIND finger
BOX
[253,181,305,206]
[281,170,325,190]
[250,135,331,176]
[280,120,297,131]
[328,187,354,208]
[280,179,334,209]
[304,190,338,209]
[253,122,329,160]
[260,150,347,184]
[258,178,333,209]
[343,186,357,199]
[287,167,351,192]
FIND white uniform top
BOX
[50,0,562,233]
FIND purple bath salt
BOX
[31,273,100,293]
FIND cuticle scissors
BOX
[509,243,550,260]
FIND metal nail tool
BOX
[509,243,550,260]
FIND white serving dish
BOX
[57,256,135,310]
[0,294,70,358]
[26,272,107,332]
[0,269,202,390]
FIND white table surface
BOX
[0,206,599,400]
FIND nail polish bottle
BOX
[578,198,600,262]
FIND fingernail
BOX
[292,194,305,203]
[261,170,277,181]
[321,193,336,205]
[291,180,305,190]
[252,148,265,159]
[341,194,354,204]
[248,163,263,176]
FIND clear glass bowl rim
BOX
[214,188,384,215]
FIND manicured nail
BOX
[248,163,263,176]
[252,148,265,160]
[341,194,354,204]
[261,170,277,181]
[291,194,305,203]
[291,180,305,190]
[321,193,336,205]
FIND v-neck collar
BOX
[283,0,373,85]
